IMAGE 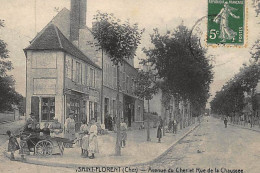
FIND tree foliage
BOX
[0,19,22,111]
[142,24,213,114]
[0,20,13,76]
[134,70,159,101]
[210,63,260,116]
[250,39,260,61]
[0,76,22,111]
[92,12,144,65]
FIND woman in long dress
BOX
[213,2,240,42]
[120,119,127,148]
[157,117,163,143]
[88,119,99,159]
[79,120,89,158]
[65,114,76,147]
[49,118,64,154]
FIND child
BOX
[42,122,50,136]
[81,132,89,158]
[6,130,20,161]
[34,123,42,134]
[19,134,30,161]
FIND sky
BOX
[0,0,259,107]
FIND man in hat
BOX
[65,113,76,143]
[26,113,37,130]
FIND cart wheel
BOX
[35,140,53,157]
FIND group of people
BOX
[6,113,64,161]
[78,118,99,159]
[157,117,178,143]
[168,119,177,134]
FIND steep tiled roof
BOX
[24,23,101,69]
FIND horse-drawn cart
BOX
[20,132,74,157]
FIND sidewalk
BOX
[0,118,25,148]
[2,122,200,168]
[229,123,260,133]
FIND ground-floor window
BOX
[70,98,81,131]
[112,100,116,118]
[41,97,55,121]
[94,102,98,122]
[104,98,109,117]
[89,101,93,121]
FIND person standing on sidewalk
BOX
[88,118,99,159]
[172,120,176,134]
[6,130,20,161]
[65,113,76,145]
[120,118,127,148]
[157,117,163,143]
[79,120,89,157]
[49,118,63,137]
[224,118,228,128]
[19,133,30,161]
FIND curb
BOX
[3,123,200,169]
[131,123,200,166]
[229,123,260,133]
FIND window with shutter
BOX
[41,97,55,121]
[31,96,39,121]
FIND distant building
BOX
[24,0,144,130]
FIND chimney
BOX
[70,0,87,42]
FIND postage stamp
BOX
[207,0,245,45]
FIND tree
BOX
[0,20,12,76]
[250,39,260,62]
[134,69,158,141]
[91,12,143,156]
[211,63,260,123]
[0,19,22,112]
[142,24,213,122]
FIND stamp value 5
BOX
[207,0,245,45]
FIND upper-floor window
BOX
[89,68,95,88]
[71,59,82,84]
[32,51,57,69]
[113,66,117,89]
[132,78,135,93]
[65,57,72,79]
[76,61,82,84]
[122,72,126,91]
[126,76,129,93]
[84,64,88,85]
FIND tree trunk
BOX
[147,99,151,141]
[115,65,121,156]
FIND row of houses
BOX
[24,0,193,131]
[24,0,143,131]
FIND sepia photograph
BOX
[0,0,259,172]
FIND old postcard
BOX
[0,0,259,173]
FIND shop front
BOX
[65,89,89,131]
